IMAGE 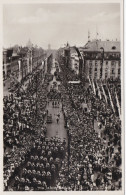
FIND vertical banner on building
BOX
[96,81,101,99]
[92,80,96,95]
[107,85,115,113]
[115,91,121,118]
[101,82,108,103]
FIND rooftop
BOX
[83,40,120,52]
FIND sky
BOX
[3,3,120,49]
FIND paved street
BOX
[46,101,68,145]
[46,60,68,145]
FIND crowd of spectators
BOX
[54,64,122,191]
[3,70,48,190]
[4,61,67,191]
[3,57,122,191]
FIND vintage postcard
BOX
[1,0,124,194]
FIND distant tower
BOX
[66,42,70,47]
[48,44,51,50]
[27,39,32,48]
[96,26,99,40]
[88,30,90,42]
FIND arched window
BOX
[112,46,116,50]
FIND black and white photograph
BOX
[2,0,124,193]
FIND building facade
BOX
[70,52,79,75]
[3,43,46,82]
[82,40,120,80]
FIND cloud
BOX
[11,7,50,24]
[87,11,120,22]
[4,4,120,49]
[11,7,82,25]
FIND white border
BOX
[0,0,124,195]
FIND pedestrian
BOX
[57,112,60,118]
[56,117,59,124]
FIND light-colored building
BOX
[70,52,79,75]
[82,40,120,80]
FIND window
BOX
[105,54,109,59]
[89,60,92,66]
[118,68,120,74]
[106,61,108,65]
[92,54,95,58]
[112,46,116,50]
[94,72,97,78]
[111,61,115,66]
[105,68,108,73]
[95,61,97,65]
[105,73,108,78]
[112,69,115,74]
[95,68,97,71]
[89,68,92,74]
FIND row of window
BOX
[89,73,120,79]
[89,66,120,72]
[88,60,120,65]
[85,53,120,60]
[89,68,120,75]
